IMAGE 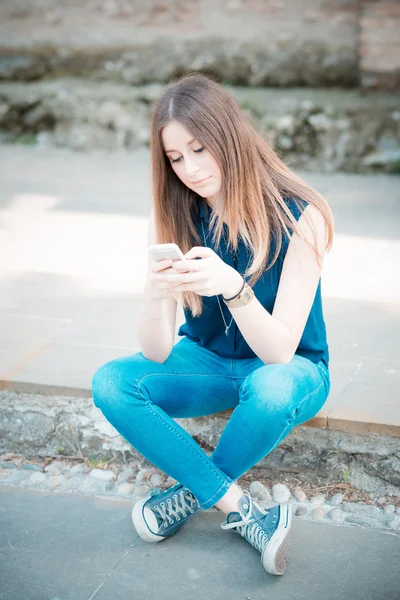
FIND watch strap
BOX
[222,277,246,302]
[222,283,255,307]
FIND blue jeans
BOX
[92,336,330,510]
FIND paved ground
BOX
[0,486,399,600]
[0,144,399,434]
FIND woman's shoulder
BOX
[282,196,309,223]
[274,197,310,256]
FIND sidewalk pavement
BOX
[0,486,399,600]
[0,144,399,437]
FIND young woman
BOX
[92,72,334,577]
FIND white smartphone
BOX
[148,243,187,263]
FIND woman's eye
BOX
[171,147,204,164]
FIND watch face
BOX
[241,289,252,303]
[224,285,254,306]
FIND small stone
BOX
[36,131,53,148]
[82,478,107,495]
[118,483,134,496]
[48,475,66,489]
[311,508,325,521]
[327,508,344,523]
[134,484,151,498]
[386,515,400,530]
[363,149,400,167]
[70,463,90,475]
[29,472,47,485]
[343,503,381,518]
[89,469,114,482]
[0,460,17,469]
[383,505,395,515]
[117,467,134,483]
[166,476,177,487]
[22,463,41,471]
[271,483,291,504]
[7,470,31,483]
[149,473,164,488]
[386,517,400,531]
[249,481,272,502]
[276,115,295,132]
[345,515,380,528]
[377,496,386,504]
[293,487,307,503]
[65,474,85,492]
[295,505,308,517]
[300,99,315,112]
[105,481,114,492]
[310,494,325,506]
[135,469,149,484]
[329,493,345,506]
[308,113,331,131]
[45,462,64,474]
[278,135,293,150]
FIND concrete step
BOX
[1,388,399,499]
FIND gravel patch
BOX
[1,453,399,532]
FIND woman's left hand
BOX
[151,247,244,298]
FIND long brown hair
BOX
[150,72,334,317]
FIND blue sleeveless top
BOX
[177,197,329,367]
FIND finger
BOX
[152,259,173,272]
[152,272,199,282]
[184,247,213,260]
[173,259,200,271]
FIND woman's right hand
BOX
[144,259,181,300]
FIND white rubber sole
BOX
[261,504,292,576]
[131,498,165,543]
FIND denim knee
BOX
[91,360,124,412]
[243,365,299,421]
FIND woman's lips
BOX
[192,176,210,185]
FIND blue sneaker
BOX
[221,490,292,575]
[131,483,202,542]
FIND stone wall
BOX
[1,1,399,171]
[360,1,400,89]
[0,0,398,88]
[1,390,399,497]
[1,80,399,172]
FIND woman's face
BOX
[161,120,222,206]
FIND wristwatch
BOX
[222,282,255,308]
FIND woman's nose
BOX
[185,157,200,176]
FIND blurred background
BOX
[0,0,399,169]
[0,1,399,451]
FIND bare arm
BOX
[137,208,179,363]
[225,204,328,364]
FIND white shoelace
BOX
[154,490,198,526]
[221,492,275,554]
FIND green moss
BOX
[341,467,351,483]
[12,133,37,146]
[388,160,400,174]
